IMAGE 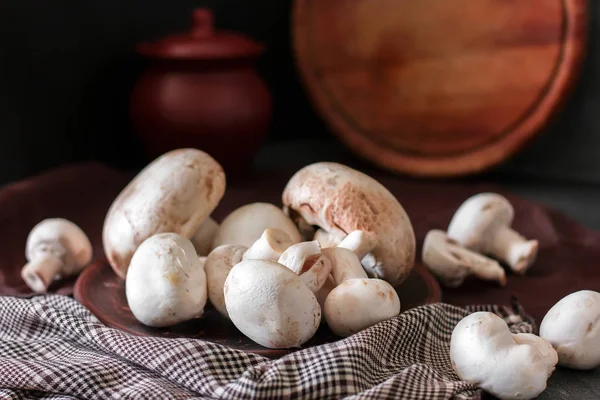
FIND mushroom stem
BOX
[299,254,332,293]
[323,247,368,284]
[277,240,321,274]
[337,230,377,260]
[422,230,506,288]
[21,253,63,293]
[243,228,293,261]
[489,226,538,274]
[313,229,343,248]
[278,241,332,293]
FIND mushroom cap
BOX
[223,259,321,349]
[212,202,303,248]
[447,193,514,250]
[125,232,207,327]
[451,312,557,400]
[204,244,247,318]
[282,162,415,286]
[324,278,400,337]
[540,290,600,370]
[26,218,93,275]
[103,148,225,279]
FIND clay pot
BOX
[130,9,272,177]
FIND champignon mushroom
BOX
[313,229,342,248]
[125,232,207,327]
[103,148,225,279]
[450,311,558,400]
[447,193,538,275]
[422,230,506,288]
[243,228,293,261]
[223,259,321,349]
[282,162,415,287]
[204,244,247,318]
[190,217,220,256]
[539,290,600,370]
[322,247,401,337]
[277,240,332,293]
[212,202,303,249]
[21,218,93,293]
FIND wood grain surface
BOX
[293,0,587,177]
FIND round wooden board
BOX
[293,0,587,177]
[74,260,440,358]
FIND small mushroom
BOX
[204,244,247,318]
[190,217,220,256]
[212,202,303,248]
[223,259,321,349]
[103,148,226,279]
[539,290,600,370]
[243,228,294,261]
[125,232,207,327]
[447,193,538,275]
[450,311,558,400]
[282,162,415,287]
[422,230,506,288]
[21,218,93,293]
[277,240,332,293]
[322,247,401,337]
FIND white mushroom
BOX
[212,202,303,249]
[223,259,321,349]
[277,240,332,293]
[103,148,226,279]
[450,311,558,400]
[422,230,506,288]
[204,244,247,318]
[190,217,220,256]
[539,290,600,370]
[313,229,342,248]
[282,162,415,286]
[21,218,93,293]
[125,232,207,327]
[243,228,293,261]
[447,193,538,275]
[322,247,401,337]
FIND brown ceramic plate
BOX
[293,0,587,177]
[74,260,441,358]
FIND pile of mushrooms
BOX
[422,192,539,288]
[93,157,417,347]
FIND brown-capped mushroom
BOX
[102,148,225,279]
[21,218,93,293]
[212,202,303,248]
[447,193,538,274]
[282,162,415,286]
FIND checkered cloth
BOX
[0,295,534,400]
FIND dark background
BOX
[0,0,598,185]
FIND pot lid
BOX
[136,8,265,60]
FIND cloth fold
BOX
[0,295,533,400]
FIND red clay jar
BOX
[129,8,272,177]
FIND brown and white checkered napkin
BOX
[0,294,534,400]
